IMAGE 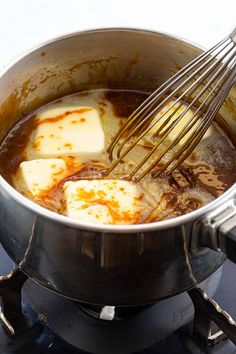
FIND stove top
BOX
[0,244,236,354]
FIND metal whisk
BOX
[106,28,236,181]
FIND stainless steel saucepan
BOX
[0,28,235,306]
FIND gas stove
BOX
[0,244,236,354]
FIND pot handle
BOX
[218,216,236,263]
[196,199,236,263]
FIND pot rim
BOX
[0,27,235,234]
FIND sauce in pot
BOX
[0,89,235,224]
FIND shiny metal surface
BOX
[0,28,235,305]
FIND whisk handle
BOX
[230,27,236,44]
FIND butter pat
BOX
[27,106,105,160]
[63,179,143,224]
[150,100,213,144]
[14,158,67,197]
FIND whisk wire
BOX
[114,38,234,159]
[168,69,236,174]
[106,29,236,180]
[143,60,236,179]
[158,61,236,176]
[107,36,231,159]
[107,47,236,176]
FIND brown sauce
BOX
[105,90,147,117]
[0,114,36,182]
[0,88,236,223]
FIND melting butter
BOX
[26,106,105,161]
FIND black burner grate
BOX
[0,244,236,354]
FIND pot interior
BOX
[0,28,235,216]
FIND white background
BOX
[0,0,235,68]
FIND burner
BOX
[0,242,236,354]
[21,265,221,354]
